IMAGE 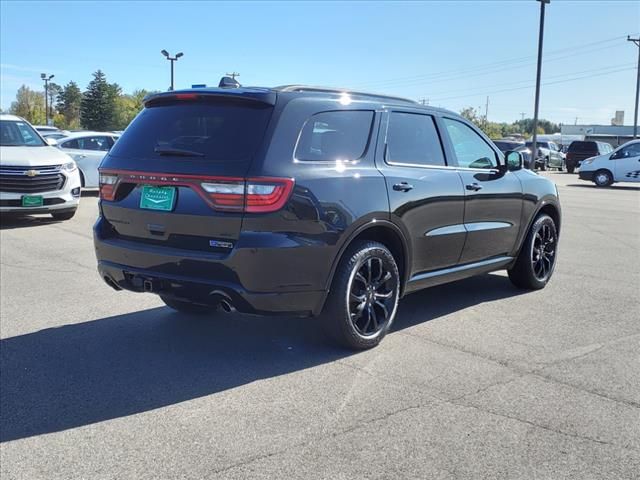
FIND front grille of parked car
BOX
[0,198,66,207]
[0,165,65,193]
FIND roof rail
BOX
[274,85,418,105]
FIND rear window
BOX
[294,110,373,161]
[109,100,273,162]
[568,141,597,153]
[494,141,521,152]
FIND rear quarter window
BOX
[568,141,597,153]
[294,110,374,162]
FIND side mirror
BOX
[505,151,523,171]
[45,137,58,146]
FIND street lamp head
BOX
[49,74,54,80]
[161,49,169,57]
[176,52,184,59]
[41,73,46,79]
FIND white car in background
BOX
[57,132,120,187]
[0,114,81,220]
[578,139,640,187]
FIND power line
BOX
[354,34,636,90]
[428,66,636,102]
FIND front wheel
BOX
[322,241,400,350]
[593,169,613,187]
[508,214,558,290]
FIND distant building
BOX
[560,124,635,148]
[611,111,624,126]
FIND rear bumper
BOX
[94,218,327,316]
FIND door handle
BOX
[78,154,87,159]
[466,183,483,191]
[393,182,414,192]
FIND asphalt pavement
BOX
[1,172,639,479]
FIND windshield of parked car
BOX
[568,141,597,153]
[0,120,46,147]
[109,100,273,162]
[525,141,549,149]
[493,141,522,152]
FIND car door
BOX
[612,142,640,182]
[376,110,466,278]
[60,136,112,187]
[440,116,523,265]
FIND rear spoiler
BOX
[143,88,277,107]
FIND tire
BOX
[51,209,77,221]
[567,164,575,174]
[508,214,558,290]
[540,157,548,171]
[593,169,613,187]
[160,295,215,315]
[322,240,400,350]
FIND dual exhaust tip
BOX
[102,276,237,313]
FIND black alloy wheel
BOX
[531,222,556,282]
[348,257,396,336]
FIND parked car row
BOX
[494,138,566,171]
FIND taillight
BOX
[245,178,294,213]
[98,170,294,213]
[201,178,294,212]
[99,173,118,201]
[201,181,245,210]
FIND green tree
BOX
[9,85,46,125]
[81,70,120,130]
[57,81,83,129]
[46,82,63,120]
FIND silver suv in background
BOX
[0,114,81,220]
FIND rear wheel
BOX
[508,214,558,290]
[593,169,613,187]
[322,241,400,350]
[51,209,77,221]
[160,295,215,315]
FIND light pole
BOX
[531,0,549,165]
[226,72,240,80]
[41,73,54,126]
[161,50,184,90]
[628,36,640,138]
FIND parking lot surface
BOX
[1,172,639,479]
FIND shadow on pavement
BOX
[0,214,61,230]
[0,274,525,442]
[566,183,640,191]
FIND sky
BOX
[1,0,639,125]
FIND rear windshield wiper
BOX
[154,146,205,157]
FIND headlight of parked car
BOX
[62,161,78,172]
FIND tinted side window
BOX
[385,112,445,167]
[619,142,640,157]
[295,111,373,162]
[61,139,79,149]
[81,136,111,151]
[442,118,498,169]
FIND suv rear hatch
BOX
[98,90,289,253]
[567,141,598,164]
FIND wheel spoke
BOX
[350,292,366,304]
[375,300,389,321]
[372,258,383,282]
[374,290,393,299]
[361,307,372,333]
[355,272,367,286]
[370,306,378,331]
[366,258,372,283]
[378,271,391,285]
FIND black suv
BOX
[94,85,561,349]
[565,140,613,173]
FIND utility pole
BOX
[575,117,578,125]
[161,50,184,90]
[628,36,640,138]
[531,0,549,163]
[484,96,489,128]
[40,73,54,126]
[520,112,526,121]
[226,72,240,80]
[419,98,429,106]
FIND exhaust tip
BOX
[103,276,122,291]
[219,299,236,313]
